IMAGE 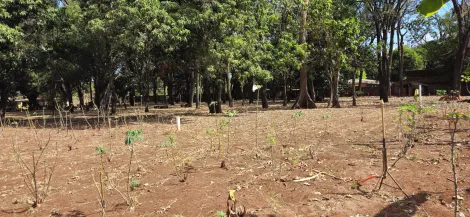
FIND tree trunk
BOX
[329,67,341,108]
[144,86,150,112]
[283,72,288,106]
[249,79,254,104]
[358,70,364,92]
[241,82,245,106]
[297,0,316,109]
[376,22,383,100]
[352,70,357,106]
[129,88,135,106]
[167,73,174,105]
[454,41,467,92]
[0,90,7,118]
[89,79,93,105]
[27,92,39,110]
[451,0,469,93]
[196,71,200,109]
[77,84,85,109]
[188,70,195,107]
[387,21,395,99]
[153,79,158,104]
[380,27,389,102]
[261,84,268,109]
[226,63,233,107]
[216,83,222,113]
[122,95,127,109]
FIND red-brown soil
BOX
[1,96,470,217]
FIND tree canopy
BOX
[0,0,468,116]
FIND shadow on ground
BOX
[374,192,428,217]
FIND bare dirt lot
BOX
[1,96,470,217]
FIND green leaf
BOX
[417,0,449,17]
[96,146,108,154]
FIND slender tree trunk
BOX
[89,78,93,105]
[297,0,316,109]
[283,73,288,106]
[196,71,200,109]
[376,22,383,100]
[163,83,167,105]
[129,88,135,106]
[271,82,276,102]
[287,79,294,103]
[387,22,395,99]
[261,84,268,109]
[241,81,245,106]
[0,90,7,118]
[226,63,233,107]
[249,79,254,104]
[352,70,357,106]
[358,70,364,92]
[216,83,222,113]
[329,67,341,108]
[222,78,227,104]
[168,73,174,105]
[77,84,85,109]
[153,79,158,104]
[188,70,195,107]
[380,27,389,102]
[145,87,150,112]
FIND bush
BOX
[436,90,447,96]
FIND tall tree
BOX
[296,0,316,109]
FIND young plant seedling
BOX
[92,146,109,217]
[309,114,332,159]
[124,129,144,208]
[130,179,140,191]
[444,112,470,217]
[12,134,58,208]
[216,210,226,217]
[219,117,231,169]
[161,135,188,182]
[96,146,108,209]
[206,129,216,151]
[291,111,304,146]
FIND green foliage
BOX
[206,129,215,135]
[351,183,359,189]
[130,179,140,191]
[160,135,176,148]
[398,104,420,114]
[125,129,144,145]
[227,110,237,118]
[436,90,447,95]
[444,112,470,120]
[215,210,226,217]
[266,135,276,145]
[391,46,425,81]
[321,114,332,119]
[169,135,176,144]
[96,146,108,155]
[220,119,230,129]
[291,111,304,119]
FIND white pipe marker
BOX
[176,116,181,131]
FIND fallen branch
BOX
[292,173,321,182]
[311,169,350,182]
